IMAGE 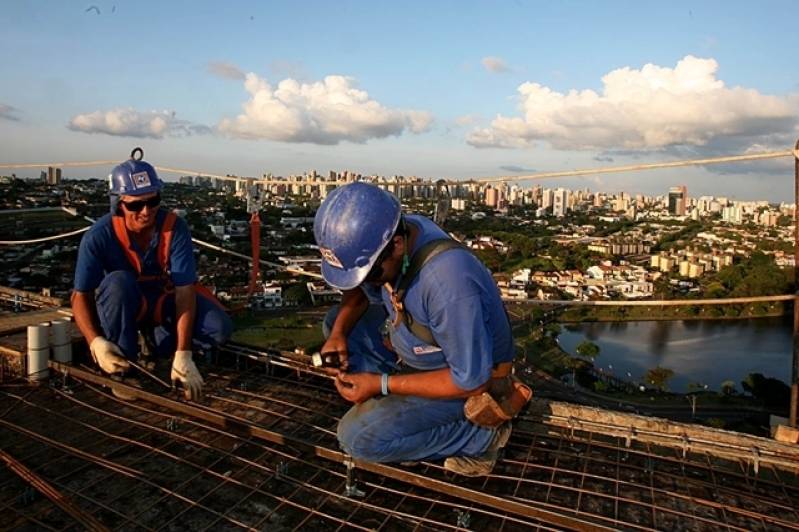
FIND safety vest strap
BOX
[111,211,178,280]
[157,212,177,274]
[111,215,142,273]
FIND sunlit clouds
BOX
[68,108,212,139]
[218,74,433,145]
[468,56,798,152]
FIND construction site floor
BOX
[1,344,798,531]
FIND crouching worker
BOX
[314,182,530,476]
[71,149,232,401]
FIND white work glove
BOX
[171,350,204,401]
[89,336,130,375]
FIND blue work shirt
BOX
[74,210,197,293]
[381,215,514,391]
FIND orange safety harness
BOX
[111,211,223,324]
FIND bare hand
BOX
[321,332,349,373]
[334,372,380,404]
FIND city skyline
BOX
[1,1,798,202]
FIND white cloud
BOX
[481,56,510,74]
[218,74,433,144]
[468,55,798,152]
[68,108,211,138]
[207,61,246,81]
[0,104,20,121]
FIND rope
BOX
[0,226,90,245]
[2,148,793,186]
[191,237,324,279]
[0,160,117,169]
[477,150,795,185]
[156,166,242,182]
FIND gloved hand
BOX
[89,336,130,374]
[171,350,204,401]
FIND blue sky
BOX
[1,1,797,201]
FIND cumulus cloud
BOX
[468,55,798,153]
[219,74,433,144]
[207,61,246,80]
[68,108,211,139]
[481,56,510,73]
[0,104,20,121]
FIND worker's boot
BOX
[443,422,512,477]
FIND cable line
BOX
[2,148,794,186]
[478,149,795,184]
[0,160,117,169]
[0,226,90,245]
[191,237,324,279]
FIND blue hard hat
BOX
[314,182,401,290]
[109,159,163,196]
[108,148,163,213]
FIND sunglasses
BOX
[120,194,161,213]
[364,240,396,283]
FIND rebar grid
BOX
[501,424,799,530]
[211,360,799,531]
[81,380,540,532]
[230,358,799,530]
[0,380,547,531]
[515,423,799,524]
[5,354,799,531]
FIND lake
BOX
[557,317,793,392]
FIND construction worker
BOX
[314,182,518,476]
[71,150,232,400]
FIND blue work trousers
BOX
[324,305,495,463]
[95,270,232,360]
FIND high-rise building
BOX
[541,188,554,210]
[46,166,61,185]
[485,186,498,208]
[552,188,569,217]
[668,185,687,216]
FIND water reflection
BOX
[557,317,791,392]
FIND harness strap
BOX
[111,215,142,273]
[391,238,465,347]
[111,211,177,282]
[157,212,177,273]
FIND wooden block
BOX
[774,425,799,444]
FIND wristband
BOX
[381,373,389,396]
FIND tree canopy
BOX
[644,366,674,392]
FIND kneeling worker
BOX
[71,149,232,400]
[314,182,528,476]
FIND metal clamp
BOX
[275,461,289,479]
[751,446,760,475]
[343,459,365,498]
[453,509,471,528]
[625,426,636,448]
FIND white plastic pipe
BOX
[27,322,50,381]
[50,318,72,363]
